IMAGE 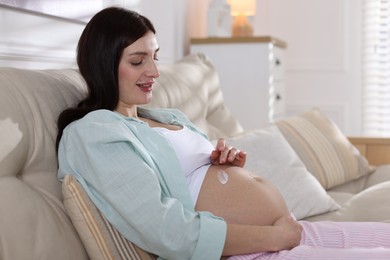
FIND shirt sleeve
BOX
[58,115,227,260]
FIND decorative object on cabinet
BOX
[207,0,232,37]
[227,0,256,37]
[190,36,287,131]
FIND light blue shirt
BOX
[57,107,227,260]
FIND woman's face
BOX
[116,31,160,113]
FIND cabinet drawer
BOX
[271,81,285,119]
[270,47,285,80]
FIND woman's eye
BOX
[130,60,143,66]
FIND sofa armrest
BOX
[348,137,390,165]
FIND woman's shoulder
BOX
[60,110,144,149]
[85,109,120,121]
[64,109,125,135]
[71,109,112,124]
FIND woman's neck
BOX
[115,104,138,118]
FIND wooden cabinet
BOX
[190,36,287,131]
[348,137,390,166]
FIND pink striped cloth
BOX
[228,221,390,260]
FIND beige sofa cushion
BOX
[0,68,89,259]
[305,179,390,222]
[305,164,390,222]
[63,175,156,260]
[276,109,374,189]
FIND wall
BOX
[0,0,187,67]
[258,0,363,136]
[186,0,363,136]
[0,5,85,69]
[0,0,364,135]
[138,0,188,64]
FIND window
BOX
[363,0,390,136]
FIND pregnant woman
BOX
[57,7,390,260]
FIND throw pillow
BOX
[275,108,375,189]
[62,175,157,260]
[221,125,340,220]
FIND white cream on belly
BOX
[217,170,229,184]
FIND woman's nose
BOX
[146,60,160,78]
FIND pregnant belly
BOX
[195,165,289,226]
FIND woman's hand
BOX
[210,138,247,167]
[223,217,302,256]
[272,215,303,251]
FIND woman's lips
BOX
[137,82,153,92]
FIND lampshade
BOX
[227,0,256,37]
[227,0,256,16]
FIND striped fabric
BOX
[62,175,157,260]
[276,109,374,189]
[228,221,390,259]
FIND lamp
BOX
[227,0,256,37]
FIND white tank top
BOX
[153,126,214,204]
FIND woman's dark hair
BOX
[56,7,155,150]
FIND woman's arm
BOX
[223,215,302,256]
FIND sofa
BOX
[1,53,390,260]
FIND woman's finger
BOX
[216,138,226,151]
[227,148,240,162]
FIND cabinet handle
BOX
[276,94,282,101]
[275,59,281,66]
